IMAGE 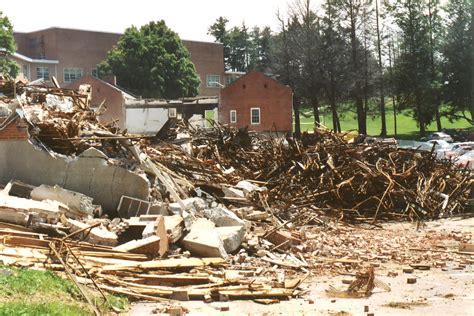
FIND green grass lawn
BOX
[296,105,473,140]
[0,266,128,315]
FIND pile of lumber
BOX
[0,229,301,303]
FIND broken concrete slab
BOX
[216,226,245,253]
[30,184,95,217]
[181,219,227,258]
[169,197,207,215]
[202,206,245,227]
[0,193,68,225]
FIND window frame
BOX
[206,74,221,88]
[36,66,49,80]
[230,110,237,123]
[63,67,83,83]
[250,107,260,125]
[168,108,177,118]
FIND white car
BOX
[422,132,454,143]
[427,139,451,149]
[455,151,474,169]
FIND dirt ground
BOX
[130,217,474,316]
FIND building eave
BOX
[2,49,59,64]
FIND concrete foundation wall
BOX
[126,108,168,134]
[0,140,150,212]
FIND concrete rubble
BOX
[0,77,472,312]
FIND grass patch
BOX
[0,302,90,316]
[297,103,473,139]
[0,266,128,315]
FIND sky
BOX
[1,0,293,41]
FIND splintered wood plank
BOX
[101,257,225,271]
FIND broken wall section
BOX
[0,140,150,212]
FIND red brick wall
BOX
[219,71,293,132]
[14,29,225,97]
[65,76,126,128]
[0,117,29,140]
[184,40,225,96]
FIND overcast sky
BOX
[2,0,293,41]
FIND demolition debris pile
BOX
[162,122,472,222]
[0,78,472,309]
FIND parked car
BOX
[420,132,454,143]
[444,144,474,159]
[437,142,474,159]
[427,139,451,149]
[442,128,474,142]
[455,151,474,169]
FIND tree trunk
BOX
[349,3,366,135]
[392,95,397,137]
[293,95,301,138]
[312,98,320,125]
[329,96,338,132]
[418,104,426,137]
[376,0,387,137]
[435,108,442,131]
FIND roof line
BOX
[0,48,59,64]
[14,27,221,44]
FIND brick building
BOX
[219,71,293,133]
[0,116,28,141]
[65,75,136,128]
[12,27,225,96]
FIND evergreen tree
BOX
[441,0,473,123]
[390,0,436,136]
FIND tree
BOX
[375,0,387,136]
[441,0,473,123]
[335,0,371,134]
[248,26,272,72]
[208,17,232,70]
[427,0,443,130]
[273,15,303,137]
[0,12,19,77]
[98,21,200,99]
[227,23,251,72]
[209,19,272,73]
[320,0,351,132]
[391,0,436,136]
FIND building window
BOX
[206,74,221,88]
[36,67,49,80]
[91,69,98,77]
[64,68,82,82]
[22,65,29,79]
[225,76,237,86]
[168,108,177,118]
[230,110,237,123]
[250,107,260,125]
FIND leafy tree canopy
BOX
[99,20,200,99]
[0,11,19,77]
